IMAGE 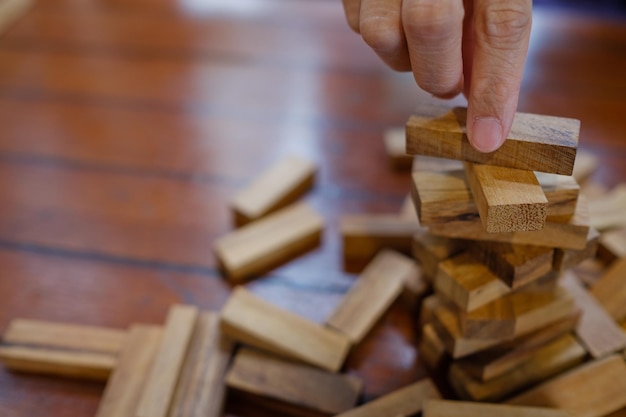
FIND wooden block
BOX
[572,259,607,287]
[412,228,465,279]
[383,128,413,170]
[424,399,571,417]
[399,194,419,223]
[560,272,626,358]
[412,166,578,227]
[597,227,626,263]
[2,318,126,355]
[230,156,316,226]
[553,228,599,271]
[215,202,323,282]
[590,257,626,322]
[136,305,199,417]
[572,150,598,184]
[220,287,350,372]
[419,294,440,329]
[95,325,163,417]
[0,0,32,34]
[470,242,554,289]
[455,312,580,381]
[450,334,586,402]
[507,354,626,417]
[412,154,464,173]
[435,252,510,312]
[459,287,575,340]
[341,214,423,264]
[400,260,429,308]
[327,250,415,344]
[168,312,234,417]
[464,163,548,233]
[429,195,590,250]
[419,323,448,371]
[405,107,579,175]
[226,348,362,417]
[588,184,626,231]
[333,378,441,417]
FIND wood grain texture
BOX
[333,378,441,417]
[450,334,585,402]
[168,312,233,417]
[383,128,412,170]
[534,172,580,222]
[326,250,416,344]
[553,228,599,271]
[226,348,362,417]
[424,399,571,417]
[589,257,626,322]
[136,305,198,417]
[507,354,626,417]
[464,163,548,233]
[412,228,465,279]
[215,202,324,283]
[230,156,316,227]
[95,325,163,417]
[405,107,580,175]
[220,287,350,372]
[560,272,626,358]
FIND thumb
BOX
[465,0,532,153]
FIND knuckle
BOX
[403,0,462,41]
[479,2,531,49]
[360,16,402,54]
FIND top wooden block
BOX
[406,107,580,175]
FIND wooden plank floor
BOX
[0,0,625,416]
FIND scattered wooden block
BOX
[0,0,32,34]
[168,312,234,417]
[597,227,626,263]
[507,354,626,417]
[95,325,163,417]
[450,334,586,402]
[412,228,465,279]
[136,305,199,417]
[383,128,413,170]
[464,163,548,233]
[230,156,316,226]
[341,214,423,265]
[428,195,590,250]
[588,184,626,231]
[434,252,510,312]
[220,287,350,372]
[560,272,626,358]
[571,150,598,184]
[215,202,324,282]
[333,378,441,417]
[553,228,599,271]
[590,257,626,322]
[572,258,607,287]
[470,242,553,289]
[405,107,579,175]
[424,399,571,417]
[459,287,575,340]
[419,323,449,371]
[226,348,362,417]
[327,250,416,344]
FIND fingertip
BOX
[469,116,504,153]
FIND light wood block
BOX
[464,163,548,233]
[215,202,323,282]
[455,312,580,381]
[588,184,626,231]
[326,250,417,344]
[560,272,626,358]
[412,228,465,279]
[470,242,553,289]
[333,378,441,417]
[226,348,362,417]
[507,354,626,417]
[0,0,32,34]
[168,312,233,417]
[95,325,163,417]
[2,318,126,355]
[428,195,590,250]
[450,334,586,402]
[597,227,626,263]
[459,287,575,340]
[424,399,571,417]
[435,252,510,312]
[230,156,316,227]
[419,323,448,371]
[399,194,419,223]
[412,166,578,226]
[590,257,626,322]
[341,214,423,264]
[553,228,599,271]
[572,150,598,184]
[136,305,199,417]
[220,287,350,372]
[383,128,413,170]
[405,107,580,175]
[412,154,465,173]
[573,259,607,288]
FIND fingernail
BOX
[471,117,504,153]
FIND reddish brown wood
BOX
[0,1,625,415]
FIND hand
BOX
[342,0,532,153]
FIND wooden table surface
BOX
[0,1,625,416]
